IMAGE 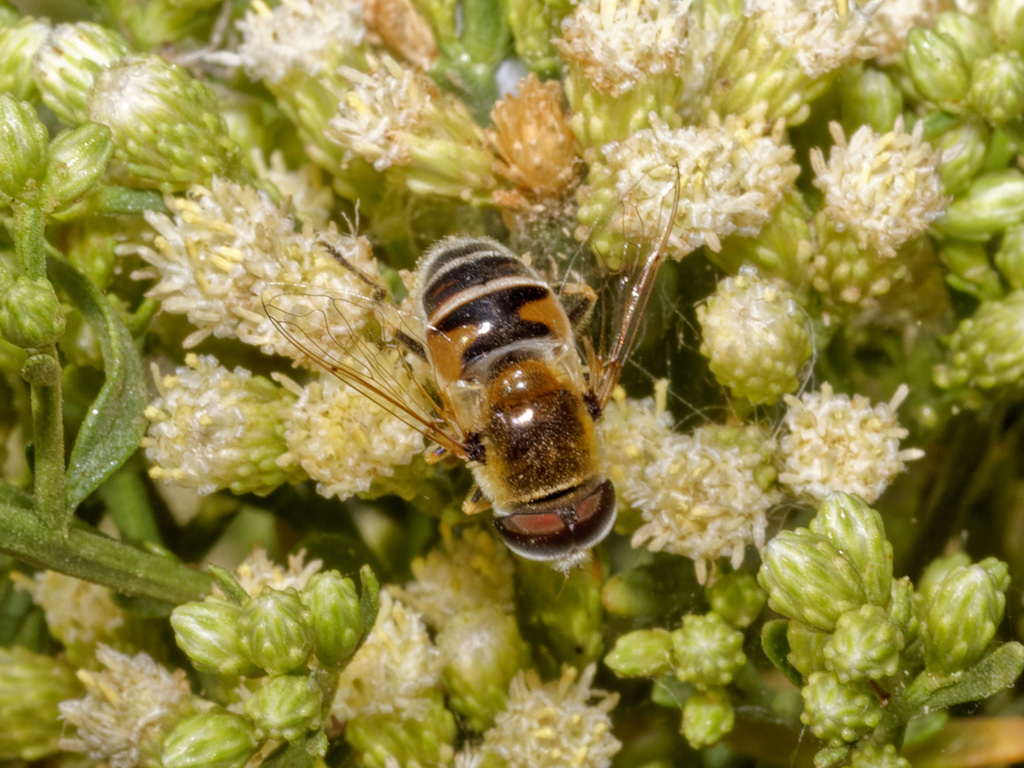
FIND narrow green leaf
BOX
[924,642,1024,710]
[46,252,146,514]
[760,620,804,688]
[357,565,380,648]
[0,480,32,510]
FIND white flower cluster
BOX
[811,119,949,258]
[131,178,378,358]
[478,665,620,768]
[59,646,194,768]
[779,383,925,503]
[14,571,123,653]
[554,0,692,97]
[232,547,323,597]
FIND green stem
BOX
[98,457,163,546]
[30,346,67,534]
[88,185,168,216]
[12,202,45,280]
[0,501,210,603]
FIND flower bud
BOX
[921,564,1005,675]
[671,613,746,690]
[938,239,1005,300]
[989,0,1024,53]
[682,688,735,749]
[932,118,989,195]
[849,743,910,768]
[906,28,971,108]
[606,629,674,678]
[697,267,812,405]
[32,22,129,125]
[786,621,830,678]
[0,18,50,101]
[995,222,1024,288]
[977,556,1011,591]
[241,588,314,674]
[346,688,456,768]
[170,597,261,677]
[935,12,995,67]
[161,709,261,768]
[39,123,112,214]
[841,66,903,134]
[88,54,240,191]
[886,577,918,643]
[933,291,1024,389]
[935,169,1024,241]
[300,571,362,668]
[801,671,883,743]
[707,572,767,630]
[809,493,892,608]
[916,552,972,602]
[0,646,81,760]
[0,94,47,203]
[437,605,530,732]
[824,605,904,683]
[970,52,1024,125]
[758,529,868,632]
[243,674,322,742]
[0,277,65,349]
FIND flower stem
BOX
[29,347,67,534]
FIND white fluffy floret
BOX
[779,383,925,503]
[14,571,123,651]
[232,547,323,597]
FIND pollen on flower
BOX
[232,547,323,597]
[480,664,620,768]
[129,178,379,357]
[14,571,123,652]
[226,0,365,83]
[276,363,425,502]
[143,354,303,497]
[628,424,781,584]
[579,114,799,262]
[554,0,691,97]
[779,383,925,503]
[59,645,195,768]
[810,119,949,259]
[332,591,442,722]
[394,527,515,628]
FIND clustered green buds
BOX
[0,647,82,760]
[165,566,379,766]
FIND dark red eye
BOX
[493,478,617,562]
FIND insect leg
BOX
[462,486,491,515]
[317,239,388,301]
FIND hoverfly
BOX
[267,174,680,569]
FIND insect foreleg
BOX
[318,239,388,301]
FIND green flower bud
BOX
[0,18,50,101]
[170,597,261,677]
[815,743,852,768]
[300,571,362,668]
[916,552,971,601]
[809,493,893,608]
[681,688,735,749]
[0,646,82,760]
[161,709,261,768]
[671,612,746,690]
[935,169,1024,241]
[800,671,883,743]
[707,572,767,630]
[758,529,868,632]
[932,118,989,195]
[87,54,240,191]
[0,277,66,349]
[507,0,571,76]
[906,28,971,108]
[824,605,904,683]
[840,66,903,134]
[437,605,530,732]
[989,0,1024,53]
[977,556,1011,591]
[938,239,1005,300]
[241,588,314,674]
[0,94,47,203]
[969,52,1024,124]
[786,621,830,678]
[933,291,1024,389]
[39,123,112,214]
[697,267,812,405]
[33,22,129,125]
[935,12,996,68]
[849,743,911,768]
[243,674,322,743]
[921,564,1005,675]
[606,629,674,678]
[346,688,456,768]
[995,223,1024,288]
[886,577,918,643]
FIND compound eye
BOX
[493,478,617,562]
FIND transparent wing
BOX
[264,285,469,458]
